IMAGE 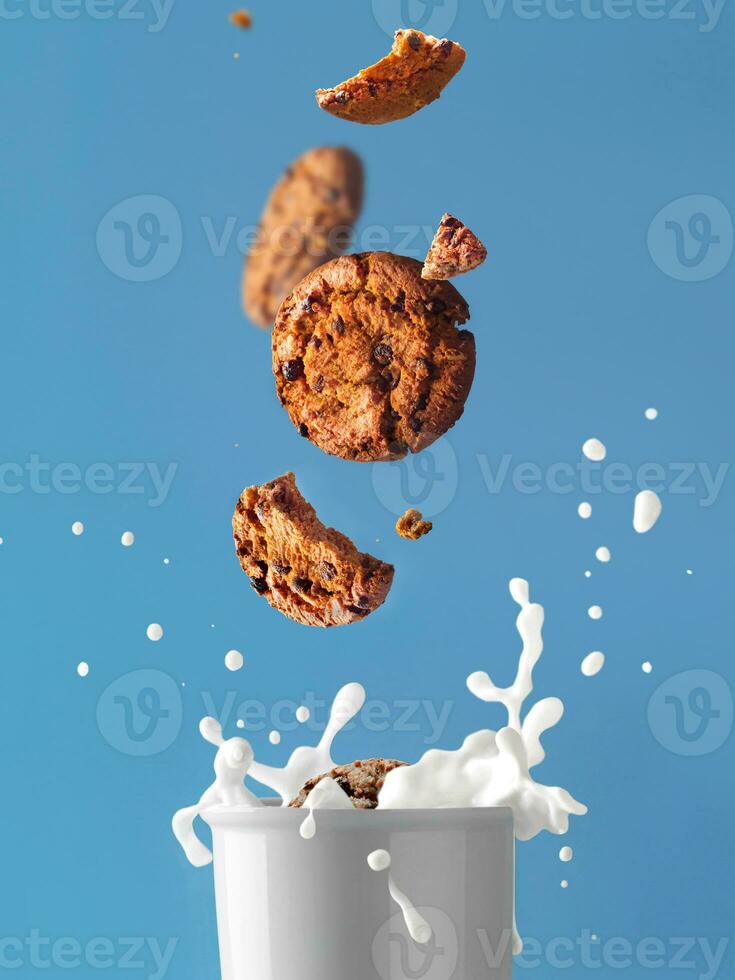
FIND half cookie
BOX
[316,30,466,125]
[243,147,364,328]
[289,759,407,809]
[272,251,475,462]
[422,214,487,280]
[233,472,394,627]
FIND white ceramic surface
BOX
[203,802,514,980]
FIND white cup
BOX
[203,802,514,980]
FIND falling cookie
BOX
[229,9,252,28]
[289,759,407,809]
[272,251,475,462]
[396,509,433,540]
[233,472,394,627]
[316,29,466,125]
[243,147,364,328]
[422,214,487,280]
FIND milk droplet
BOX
[269,730,281,745]
[233,51,240,59]
[584,570,592,578]
[77,661,89,677]
[559,846,574,862]
[236,720,245,729]
[588,605,603,620]
[578,502,592,519]
[146,623,164,642]
[633,490,662,534]
[224,649,244,671]
[121,531,135,547]
[561,880,569,889]
[163,558,170,565]
[0,537,4,545]
[367,849,392,872]
[296,706,310,723]
[642,661,653,674]
[645,408,658,420]
[595,547,611,562]
[72,521,85,536]
[582,438,606,462]
[581,652,605,677]
[686,569,693,576]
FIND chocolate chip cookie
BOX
[233,472,394,627]
[396,509,433,540]
[243,147,364,328]
[316,29,466,125]
[289,759,407,809]
[272,251,475,462]
[423,214,487,280]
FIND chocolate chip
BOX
[282,358,304,381]
[309,336,322,349]
[272,562,291,575]
[425,299,447,315]
[237,544,249,557]
[333,316,345,335]
[348,605,368,616]
[356,595,370,608]
[293,577,312,594]
[298,422,309,438]
[325,188,340,203]
[334,91,350,105]
[373,342,393,366]
[313,375,325,393]
[301,295,318,313]
[390,409,402,421]
[409,417,423,434]
[407,33,421,50]
[255,559,269,576]
[368,82,378,96]
[458,329,473,342]
[375,374,392,394]
[336,777,352,795]
[414,393,429,412]
[389,291,406,314]
[437,39,454,56]
[318,561,337,580]
[250,576,268,594]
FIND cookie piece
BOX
[316,29,466,125]
[229,9,252,28]
[233,472,394,627]
[243,147,364,328]
[289,759,408,809]
[272,251,475,462]
[396,509,433,540]
[422,214,487,280]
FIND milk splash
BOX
[298,777,353,839]
[367,848,432,945]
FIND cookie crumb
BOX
[229,9,252,28]
[396,509,433,540]
[422,213,487,280]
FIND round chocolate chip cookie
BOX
[233,472,394,627]
[272,251,475,462]
[289,759,408,810]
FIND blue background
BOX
[2,0,734,977]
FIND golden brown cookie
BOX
[396,509,433,540]
[422,214,487,280]
[272,251,475,462]
[243,147,364,328]
[289,759,407,809]
[233,472,394,627]
[316,29,466,125]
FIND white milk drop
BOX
[163,558,170,565]
[299,777,353,840]
[296,706,310,723]
[578,502,592,519]
[389,876,433,944]
[642,662,653,674]
[269,730,281,746]
[146,623,164,642]
[72,521,85,536]
[367,849,392,871]
[225,650,244,671]
[77,661,89,677]
[686,569,693,576]
[0,537,4,545]
[559,846,573,862]
[588,605,603,620]
[633,490,662,534]
[561,880,569,889]
[584,570,591,579]
[582,438,606,462]
[644,408,658,420]
[581,652,605,677]
[121,531,135,547]
[236,720,245,729]
[595,547,611,562]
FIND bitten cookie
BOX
[316,29,466,125]
[289,759,407,809]
[272,252,475,462]
[233,472,394,627]
[396,509,433,540]
[422,214,487,280]
[243,147,364,328]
